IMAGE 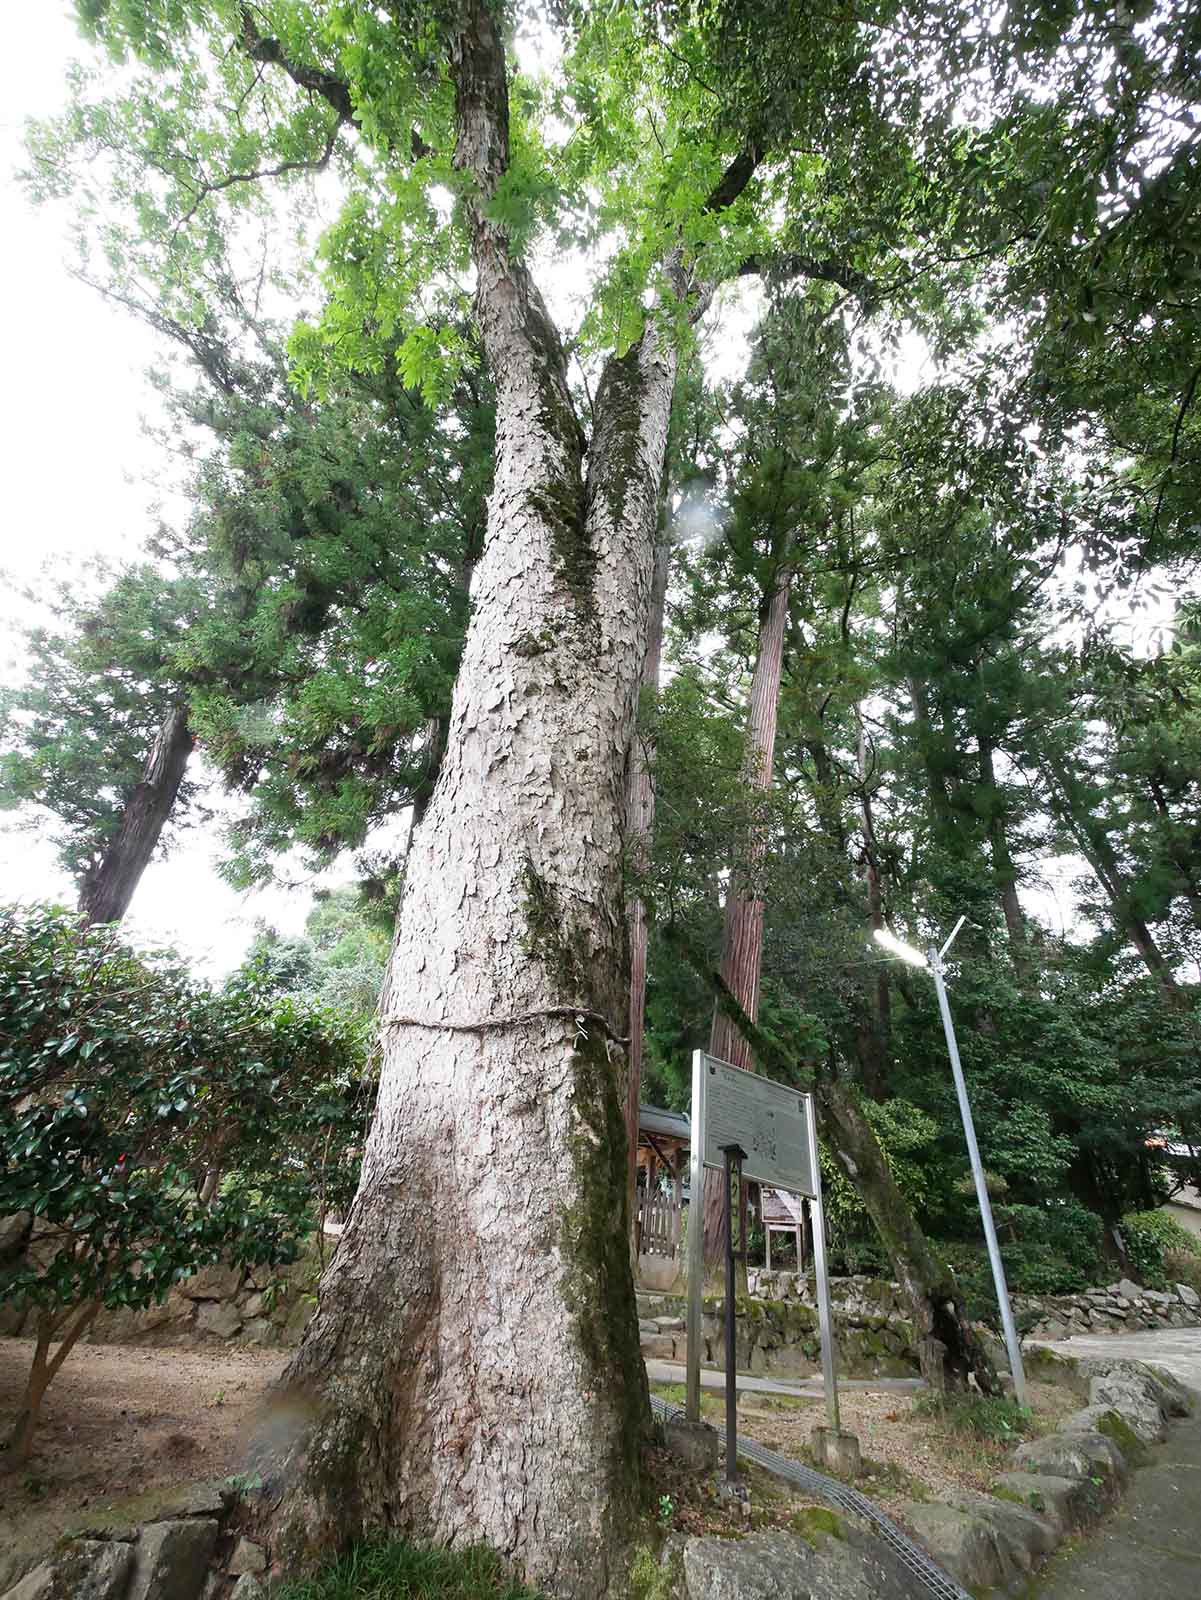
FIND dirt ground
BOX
[654,1379,1079,1526]
[0,1337,286,1589]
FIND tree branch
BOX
[173,117,342,235]
[703,142,765,214]
[239,5,356,120]
[738,251,874,302]
[238,3,431,158]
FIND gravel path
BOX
[644,1357,926,1397]
[0,1337,285,1590]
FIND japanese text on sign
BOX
[700,1053,815,1196]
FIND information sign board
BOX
[686,1050,839,1438]
[698,1052,815,1196]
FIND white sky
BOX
[0,4,333,974]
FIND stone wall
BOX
[0,1231,325,1350]
[637,1289,920,1378]
[747,1266,1201,1341]
[1013,1276,1201,1339]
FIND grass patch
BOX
[740,1392,812,1413]
[628,1546,682,1600]
[788,1507,845,1545]
[914,1393,1035,1443]
[650,1381,811,1417]
[990,1484,1031,1509]
[649,1382,725,1420]
[275,1541,542,1600]
[856,1457,932,1503]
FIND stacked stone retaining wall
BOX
[0,1223,326,1350]
[747,1267,1201,1342]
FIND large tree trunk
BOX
[1042,751,1184,1007]
[816,1082,999,1392]
[77,704,192,925]
[259,9,681,1591]
[978,734,1030,970]
[625,534,672,1236]
[854,719,891,1100]
[703,573,792,1268]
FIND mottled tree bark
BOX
[77,704,192,926]
[258,8,692,1592]
[703,573,793,1267]
[625,534,672,1235]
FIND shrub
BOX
[1120,1209,1201,1287]
[937,1199,1105,1319]
[0,904,368,1467]
[915,1392,1034,1442]
[1164,1248,1201,1294]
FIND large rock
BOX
[1059,1404,1154,1462]
[178,1263,243,1301]
[1139,1361,1194,1417]
[127,1520,219,1600]
[899,1503,1008,1592]
[989,1471,1107,1533]
[0,1543,134,1600]
[230,1580,267,1600]
[0,1567,54,1600]
[142,1479,231,1521]
[227,1541,266,1578]
[195,1300,243,1339]
[0,1211,30,1258]
[663,1415,721,1472]
[1077,1356,1191,1418]
[640,1333,679,1360]
[946,1491,1058,1582]
[1013,1431,1127,1498]
[1084,1375,1167,1444]
[682,1523,932,1600]
[1176,1282,1200,1309]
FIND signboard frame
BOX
[685,1050,841,1443]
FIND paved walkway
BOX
[1036,1326,1201,1388]
[644,1357,925,1398]
[1032,1328,1201,1600]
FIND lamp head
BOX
[873,927,929,968]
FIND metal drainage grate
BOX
[649,1393,973,1600]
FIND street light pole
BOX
[927,943,1028,1408]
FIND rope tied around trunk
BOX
[383,1007,630,1045]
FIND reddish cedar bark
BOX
[703,573,793,1267]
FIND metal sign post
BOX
[686,1052,844,1449]
[721,1142,745,1485]
[804,1093,841,1435]
[685,1049,707,1422]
